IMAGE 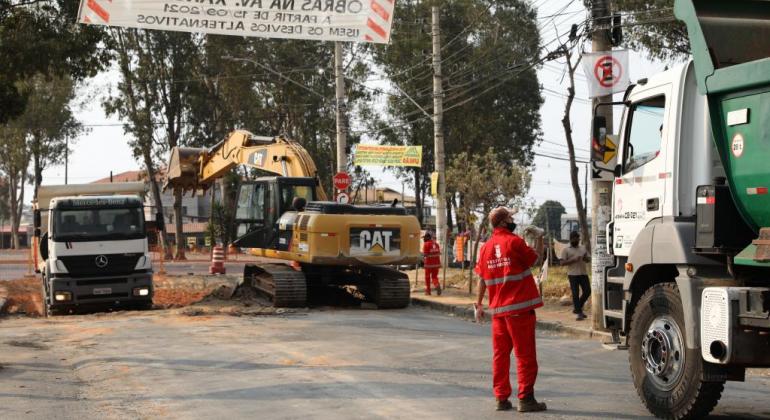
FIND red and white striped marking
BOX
[746,187,769,195]
[80,0,112,25]
[697,196,716,205]
[363,0,395,42]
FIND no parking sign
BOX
[581,50,630,98]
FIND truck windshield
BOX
[53,207,145,242]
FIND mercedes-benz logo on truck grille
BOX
[95,255,109,268]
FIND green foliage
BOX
[532,200,565,240]
[0,1,109,123]
[12,74,83,190]
[446,148,530,230]
[611,0,690,60]
[369,0,543,174]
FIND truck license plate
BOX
[93,287,112,295]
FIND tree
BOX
[610,0,689,60]
[0,0,109,123]
[0,124,30,249]
[11,74,83,199]
[0,175,9,240]
[558,33,591,252]
[446,148,530,292]
[532,200,566,240]
[370,0,543,224]
[105,28,200,260]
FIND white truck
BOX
[34,183,160,315]
[594,1,770,418]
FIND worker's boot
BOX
[517,395,547,412]
[435,284,442,296]
[425,288,431,296]
[495,399,513,411]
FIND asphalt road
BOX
[1,307,769,419]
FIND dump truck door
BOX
[613,86,672,256]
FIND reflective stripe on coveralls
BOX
[489,296,544,315]
[483,269,532,287]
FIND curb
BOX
[411,296,611,341]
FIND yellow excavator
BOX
[165,130,421,308]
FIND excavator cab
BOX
[233,177,318,249]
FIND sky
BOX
[35,0,672,216]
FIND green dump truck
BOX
[595,0,770,418]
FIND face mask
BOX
[506,222,517,232]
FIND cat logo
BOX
[350,228,400,256]
[247,150,267,167]
[359,230,392,253]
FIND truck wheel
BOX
[629,283,724,420]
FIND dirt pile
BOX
[0,277,44,316]
[0,274,242,317]
[152,274,239,309]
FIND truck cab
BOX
[597,40,770,420]
[36,185,154,315]
[599,62,736,331]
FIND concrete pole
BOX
[591,0,614,331]
[432,6,447,261]
[335,42,347,176]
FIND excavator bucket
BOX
[164,147,206,192]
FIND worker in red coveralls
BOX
[474,207,547,412]
[422,232,442,295]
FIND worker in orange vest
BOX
[422,232,441,296]
[474,207,547,413]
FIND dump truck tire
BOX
[629,283,724,420]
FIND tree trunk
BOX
[561,51,591,253]
[173,188,186,260]
[446,196,454,234]
[414,168,423,226]
[33,136,42,201]
[9,174,24,250]
[144,156,172,259]
[469,219,487,295]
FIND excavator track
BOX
[245,263,307,308]
[369,266,411,309]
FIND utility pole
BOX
[584,162,588,212]
[64,137,69,185]
[591,0,614,331]
[334,42,347,175]
[432,6,447,262]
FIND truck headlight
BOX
[133,287,150,297]
[54,291,72,302]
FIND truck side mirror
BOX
[40,232,49,261]
[613,164,622,178]
[33,210,41,237]
[592,115,608,162]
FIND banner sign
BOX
[77,0,396,44]
[430,171,438,197]
[581,50,630,98]
[354,145,422,167]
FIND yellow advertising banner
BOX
[430,171,439,197]
[354,145,422,167]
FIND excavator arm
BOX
[165,130,327,200]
